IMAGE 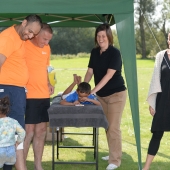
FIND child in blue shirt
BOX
[0,96,25,170]
[60,80,101,106]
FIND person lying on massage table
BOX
[60,74,100,106]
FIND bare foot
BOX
[77,76,82,85]
[73,74,78,84]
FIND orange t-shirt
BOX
[0,26,29,87]
[25,40,51,98]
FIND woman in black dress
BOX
[143,32,170,170]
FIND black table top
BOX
[48,103,108,129]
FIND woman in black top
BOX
[84,24,127,170]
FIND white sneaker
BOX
[106,164,118,170]
[102,155,109,161]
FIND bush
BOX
[77,53,90,58]
[50,53,90,60]
[136,54,142,59]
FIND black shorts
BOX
[25,98,50,124]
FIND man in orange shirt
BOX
[0,15,42,170]
[24,23,54,170]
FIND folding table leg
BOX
[93,128,97,159]
[95,128,99,170]
[52,127,55,170]
[57,128,59,159]
[93,127,95,146]
[60,127,63,142]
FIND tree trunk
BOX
[161,20,168,48]
[139,14,147,59]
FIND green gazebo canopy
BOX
[0,0,141,169]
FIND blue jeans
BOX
[0,85,26,128]
[0,145,16,168]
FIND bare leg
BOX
[24,124,35,160]
[15,149,27,170]
[62,74,77,97]
[33,122,47,170]
[73,74,78,84]
[143,154,155,170]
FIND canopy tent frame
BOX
[0,14,114,26]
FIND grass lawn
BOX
[24,57,170,170]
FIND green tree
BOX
[112,29,120,49]
[50,27,95,54]
[135,26,167,58]
[152,0,170,49]
[49,27,119,55]
[135,0,156,58]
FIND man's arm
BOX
[0,53,6,68]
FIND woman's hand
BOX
[149,106,155,116]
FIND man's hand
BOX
[48,83,54,95]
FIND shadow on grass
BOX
[6,156,170,170]
[35,138,139,170]
[123,138,170,169]
[17,138,170,170]
[20,137,170,170]
[24,151,140,170]
[123,138,170,161]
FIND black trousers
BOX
[148,131,164,155]
[3,165,13,170]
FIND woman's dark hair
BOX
[77,82,91,94]
[0,96,10,115]
[95,23,113,47]
[25,14,43,28]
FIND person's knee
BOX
[25,130,34,141]
[152,131,164,140]
[107,128,121,140]
[25,124,35,134]
[35,127,47,138]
